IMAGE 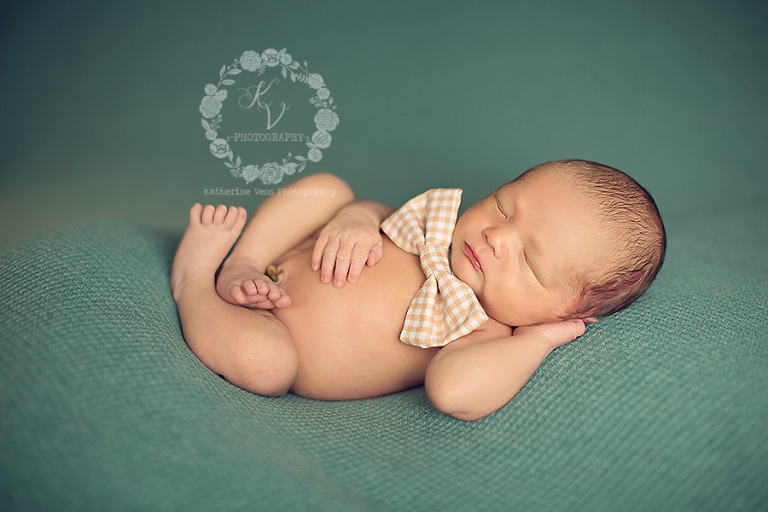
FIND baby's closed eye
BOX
[495,196,507,219]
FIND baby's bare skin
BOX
[174,213,438,400]
[269,236,439,400]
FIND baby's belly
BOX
[272,237,437,400]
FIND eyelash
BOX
[520,250,537,285]
[495,197,507,218]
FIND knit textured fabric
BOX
[2,212,767,511]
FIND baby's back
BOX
[272,236,438,400]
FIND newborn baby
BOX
[171,160,665,420]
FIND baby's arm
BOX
[425,319,589,421]
[217,173,355,305]
[311,200,394,287]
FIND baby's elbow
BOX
[445,408,488,423]
[425,374,488,422]
[309,172,354,204]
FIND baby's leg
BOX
[216,172,354,305]
[171,204,298,396]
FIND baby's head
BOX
[451,160,666,326]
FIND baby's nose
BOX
[486,226,521,258]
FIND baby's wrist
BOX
[340,201,392,226]
[338,203,378,227]
[512,326,557,355]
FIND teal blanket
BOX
[1,209,767,511]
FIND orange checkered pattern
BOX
[380,189,488,348]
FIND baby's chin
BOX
[451,254,482,292]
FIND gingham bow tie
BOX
[380,189,488,348]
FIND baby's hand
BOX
[513,318,595,351]
[311,206,383,287]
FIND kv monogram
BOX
[237,79,289,130]
[200,49,339,186]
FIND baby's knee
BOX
[240,353,297,397]
[232,344,298,397]
[230,317,299,397]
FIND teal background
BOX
[1,0,767,245]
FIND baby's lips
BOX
[463,242,482,272]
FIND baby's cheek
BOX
[479,295,517,327]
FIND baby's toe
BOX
[201,205,216,225]
[230,286,246,304]
[266,283,284,301]
[235,207,248,228]
[212,204,228,224]
[188,203,204,225]
[241,280,258,296]
[222,206,242,228]
[273,293,292,309]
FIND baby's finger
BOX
[332,248,353,287]
[367,241,383,267]
[347,243,371,283]
[573,319,587,337]
[319,238,340,284]
[311,232,330,271]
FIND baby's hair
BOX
[524,160,666,318]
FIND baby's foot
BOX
[229,273,292,309]
[171,204,247,302]
[216,263,292,309]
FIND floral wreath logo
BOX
[200,48,339,185]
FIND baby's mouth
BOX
[463,242,482,272]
